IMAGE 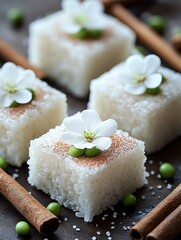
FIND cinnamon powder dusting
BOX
[53,133,137,168]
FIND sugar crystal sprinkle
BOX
[106,231,111,236]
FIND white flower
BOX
[0,62,36,107]
[61,0,106,34]
[119,54,162,95]
[60,109,117,151]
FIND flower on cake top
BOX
[0,62,36,108]
[60,109,118,157]
[119,54,163,95]
[61,0,106,38]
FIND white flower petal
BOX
[84,15,106,29]
[82,109,101,132]
[126,55,144,75]
[62,0,80,13]
[83,0,104,13]
[75,141,95,149]
[61,132,84,145]
[63,115,84,134]
[0,94,13,107]
[13,89,32,104]
[125,83,146,95]
[18,70,36,89]
[61,18,81,33]
[95,119,117,137]
[144,54,161,75]
[1,62,19,84]
[118,71,133,85]
[93,137,112,151]
[145,74,162,88]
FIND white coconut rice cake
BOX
[28,1,135,98]
[28,125,148,222]
[88,55,181,154]
[0,66,67,167]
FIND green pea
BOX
[68,146,85,158]
[10,101,20,108]
[15,221,30,235]
[47,202,61,217]
[147,15,166,34]
[159,162,176,179]
[7,8,24,27]
[89,29,102,38]
[27,88,36,100]
[122,193,137,207]
[85,147,101,157]
[0,157,8,170]
[74,28,88,39]
[146,87,160,95]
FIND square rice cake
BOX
[0,78,67,167]
[28,11,135,98]
[28,125,147,222]
[88,61,181,154]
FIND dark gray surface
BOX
[0,1,181,239]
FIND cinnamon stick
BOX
[129,183,181,240]
[0,39,44,79]
[146,204,181,240]
[0,168,60,236]
[110,4,181,72]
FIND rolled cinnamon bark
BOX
[0,168,60,236]
[146,204,181,240]
[110,4,181,72]
[0,38,44,79]
[129,183,181,240]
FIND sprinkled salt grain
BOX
[73,225,77,229]
[132,222,136,226]
[122,212,126,216]
[111,226,115,230]
[113,212,117,218]
[76,228,80,232]
[167,183,172,190]
[102,216,106,220]
[97,231,101,235]
[44,238,48,240]
[15,168,19,172]
[95,224,99,228]
[157,174,162,179]
[28,191,32,195]
[106,231,111,236]
[123,226,127,231]
[151,191,155,196]
[104,213,108,217]
[141,195,146,200]
[150,171,155,175]
[64,217,68,222]
[111,222,114,225]
[12,173,19,179]
[138,211,142,215]
[110,207,114,211]
[157,185,163,189]
[92,236,96,240]
[158,195,161,199]
[74,238,79,240]
[108,237,112,240]
[149,160,153,164]
[159,161,163,165]
[127,226,131,230]
[149,186,154,190]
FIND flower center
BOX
[133,74,146,83]
[4,82,17,93]
[74,13,88,25]
[84,131,96,142]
